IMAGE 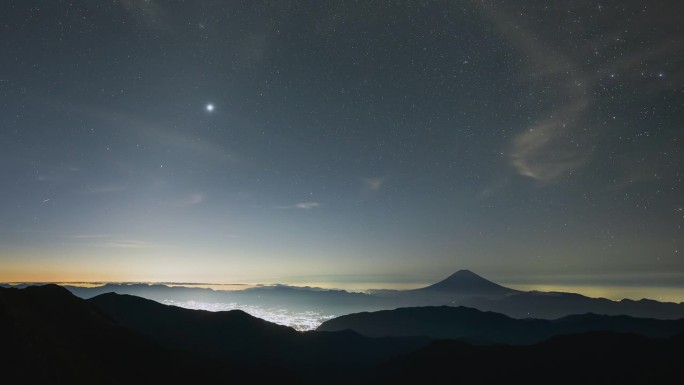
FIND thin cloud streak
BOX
[65,235,160,249]
[104,240,157,249]
[81,184,128,195]
[510,101,590,182]
[295,202,321,210]
[277,202,322,210]
[362,177,385,191]
[71,234,113,239]
[164,192,206,207]
[54,103,236,167]
[480,2,679,184]
[478,3,590,183]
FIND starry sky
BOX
[1,1,682,298]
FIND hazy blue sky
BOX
[1,1,682,296]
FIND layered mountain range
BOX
[1,284,682,384]
[28,269,684,321]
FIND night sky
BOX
[1,1,682,298]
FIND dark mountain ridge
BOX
[317,305,684,344]
[5,269,683,321]
[0,284,288,384]
[87,291,431,382]
[370,331,683,384]
[2,285,682,384]
[88,292,299,363]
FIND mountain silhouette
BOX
[371,331,683,384]
[89,291,299,363]
[88,291,430,382]
[418,269,518,295]
[49,269,684,321]
[61,282,392,315]
[2,285,681,384]
[469,289,684,319]
[317,305,684,344]
[0,285,295,384]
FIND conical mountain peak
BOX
[450,269,480,278]
[423,270,516,295]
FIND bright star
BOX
[206,103,214,112]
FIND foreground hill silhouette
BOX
[0,285,297,384]
[88,292,429,370]
[1,285,426,384]
[318,306,684,344]
[371,332,683,384]
[51,269,684,321]
[1,285,681,384]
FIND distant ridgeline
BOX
[30,269,684,322]
[1,284,682,384]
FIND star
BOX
[206,103,214,112]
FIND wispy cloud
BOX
[104,240,157,249]
[81,184,128,195]
[164,192,205,207]
[362,177,385,191]
[478,3,590,183]
[478,2,679,184]
[295,202,321,209]
[71,234,113,239]
[68,235,159,249]
[510,101,590,182]
[277,201,322,210]
[36,164,81,183]
[54,103,236,167]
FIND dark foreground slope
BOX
[318,305,684,344]
[0,285,296,384]
[3,285,682,385]
[88,291,299,363]
[371,331,683,384]
[88,292,430,381]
